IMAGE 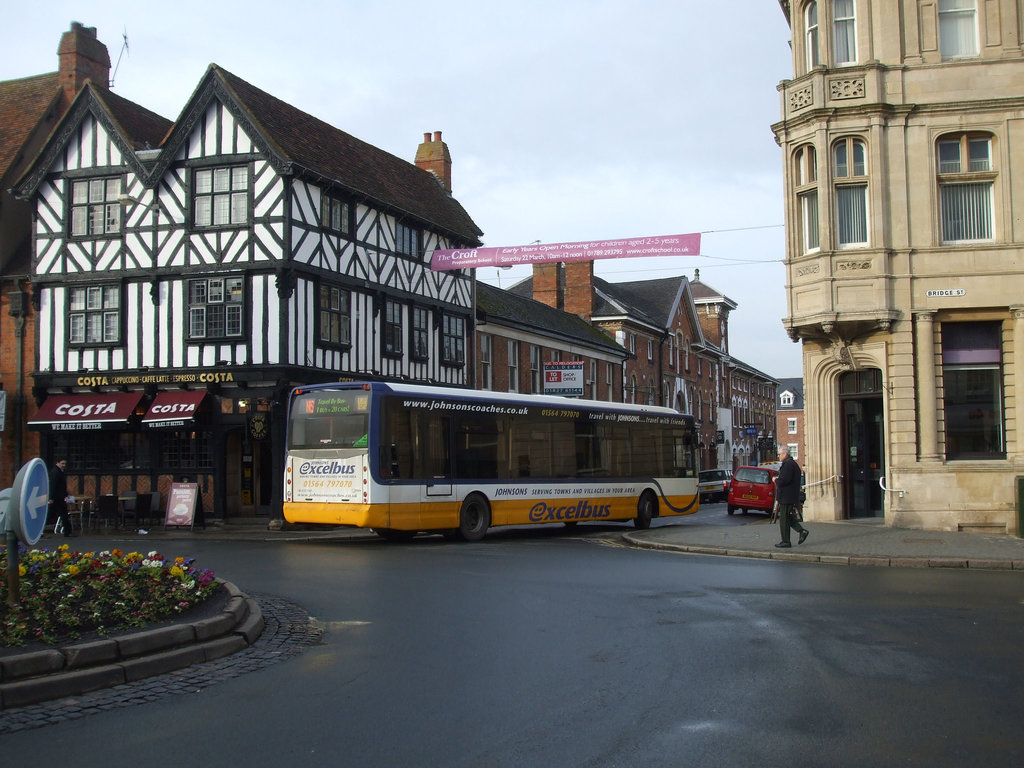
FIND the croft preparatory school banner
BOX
[429,232,701,271]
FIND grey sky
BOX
[2,1,799,376]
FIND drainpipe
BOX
[7,286,28,468]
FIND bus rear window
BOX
[288,392,369,449]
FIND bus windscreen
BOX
[288,391,370,450]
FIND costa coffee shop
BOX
[30,368,279,521]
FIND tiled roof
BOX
[0,72,60,183]
[214,66,483,243]
[594,276,682,327]
[92,86,172,150]
[510,274,684,329]
[477,282,624,355]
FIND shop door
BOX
[239,437,273,516]
[840,370,885,518]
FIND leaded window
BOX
[412,306,430,360]
[69,284,120,345]
[319,284,351,345]
[70,177,122,237]
[442,314,465,366]
[188,276,244,339]
[193,166,249,227]
[384,300,403,355]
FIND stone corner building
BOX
[773,1,1023,533]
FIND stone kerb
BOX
[0,580,263,709]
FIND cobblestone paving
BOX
[0,593,324,734]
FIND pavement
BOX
[623,516,1024,570]
[2,514,1022,722]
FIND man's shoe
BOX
[798,530,809,545]
[774,542,791,548]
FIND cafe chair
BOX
[96,494,120,530]
[119,491,139,528]
[133,492,153,527]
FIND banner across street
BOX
[429,232,701,271]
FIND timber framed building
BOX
[774,1,1024,533]
[13,61,481,520]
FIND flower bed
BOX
[1,543,217,647]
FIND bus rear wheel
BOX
[459,493,490,542]
[634,491,656,530]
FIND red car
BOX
[726,465,776,516]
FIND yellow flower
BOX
[169,565,184,578]
[67,565,80,576]
[18,564,26,576]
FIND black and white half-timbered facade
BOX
[14,65,482,520]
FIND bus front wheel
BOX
[634,491,656,530]
[459,493,491,542]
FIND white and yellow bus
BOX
[283,381,699,541]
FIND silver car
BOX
[698,469,731,503]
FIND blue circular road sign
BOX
[10,458,50,546]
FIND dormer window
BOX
[781,391,795,408]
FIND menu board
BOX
[164,483,199,528]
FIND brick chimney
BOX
[533,263,563,310]
[57,22,111,108]
[415,131,452,192]
[564,261,595,320]
[533,260,595,319]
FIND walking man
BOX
[49,458,73,537]
[774,446,807,548]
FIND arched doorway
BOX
[839,369,884,518]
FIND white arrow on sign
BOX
[28,484,47,523]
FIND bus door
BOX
[418,415,453,528]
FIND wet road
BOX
[3,522,1021,767]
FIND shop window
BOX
[942,321,1004,459]
[160,430,214,470]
